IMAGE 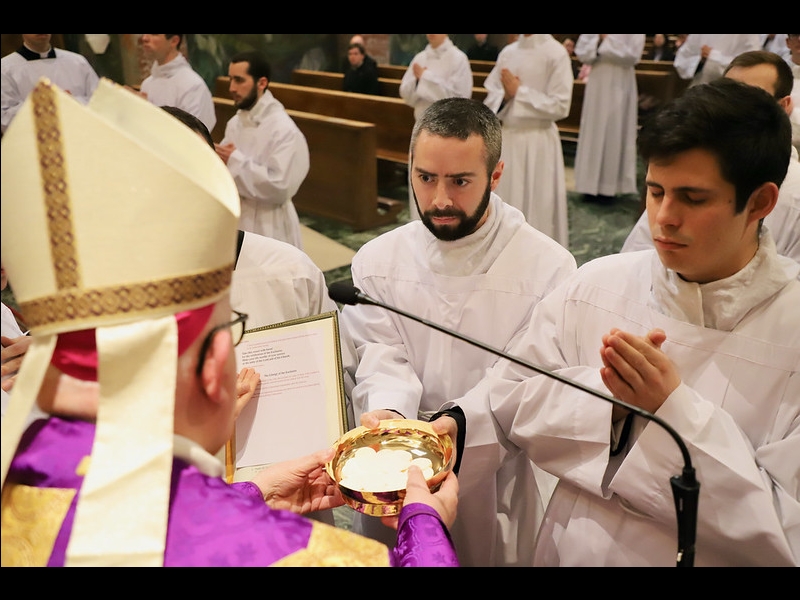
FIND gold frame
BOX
[225,311,346,482]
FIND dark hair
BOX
[724,50,794,99]
[161,105,215,150]
[638,78,791,213]
[348,42,366,55]
[410,97,502,175]
[229,50,271,83]
[165,34,183,48]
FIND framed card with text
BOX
[225,311,347,483]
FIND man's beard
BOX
[416,182,492,241]
[234,86,258,111]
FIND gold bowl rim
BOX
[325,419,454,516]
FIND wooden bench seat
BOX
[216,78,416,166]
[290,69,488,102]
[377,64,489,89]
[635,68,690,108]
[469,59,495,73]
[211,96,402,231]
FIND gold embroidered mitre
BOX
[0,77,240,566]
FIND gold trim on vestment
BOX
[32,80,79,291]
[271,521,391,566]
[1,483,77,567]
[19,266,233,331]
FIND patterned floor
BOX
[301,143,645,288]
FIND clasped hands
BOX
[600,327,681,422]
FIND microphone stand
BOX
[332,283,699,567]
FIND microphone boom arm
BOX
[333,283,699,567]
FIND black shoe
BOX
[582,194,598,203]
[596,194,616,203]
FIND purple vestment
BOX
[1,417,459,566]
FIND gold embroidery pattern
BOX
[1,483,77,567]
[32,80,79,291]
[25,81,233,331]
[271,521,390,567]
[76,455,91,476]
[20,266,233,330]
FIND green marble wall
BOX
[61,34,492,90]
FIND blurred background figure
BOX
[135,33,215,132]
[1,33,98,134]
[343,41,380,95]
[645,33,675,62]
[674,33,761,86]
[400,34,473,220]
[562,37,581,78]
[760,34,791,62]
[786,33,800,155]
[573,34,645,203]
[340,35,377,73]
[215,51,309,250]
[484,34,574,248]
[467,34,499,62]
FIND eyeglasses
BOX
[195,310,248,376]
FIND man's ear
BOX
[257,76,269,92]
[198,331,232,403]
[747,181,779,224]
[490,160,504,191]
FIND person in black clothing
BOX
[645,34,675,62]
[343,42,380,95]
[466,34,499,62]
[340,35,377,72]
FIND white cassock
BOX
[340,194,578,566]
[228,231,359,525]
[674,34,761,86]
[222,91,309,250]
[399,36,473,121]
[400,36,473,221]
[230,230,357,427]
[484,34,573,248]
[573,34,645,197]
[474,236,800,566]
[1,48,99,133]
[140,53,216,133]
[621,147,800,269]
[790,62,800,156]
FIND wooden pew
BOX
[211,97,402,231]
[376,64,408,79]
[571,57,679,75]
[282,69,584,143]
[636,59,679,73]
[378,61,493,76]
[635,69,690,110]
[290,68,400,98]
[469,59,495,73]
[267,82,415,165]
[216,77,414,166]
[377,64,489,89]
[290,69,488,102]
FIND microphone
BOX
[330,282,699,567]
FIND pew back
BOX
[267,81,415,164]
[290,69,487,102]
[211,96,402,231]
